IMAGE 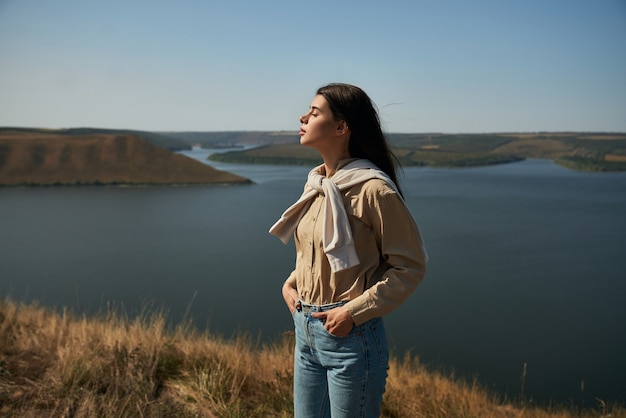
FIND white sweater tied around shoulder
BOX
[269,159,401,273]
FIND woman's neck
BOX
[312,133,351,177]
[322,152,351,177]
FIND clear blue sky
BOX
[1,0,624,133]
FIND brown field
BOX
[489,133,576,140]
[0,300,623,418]
[605,154,626,162]
[494,133,625,139]
[586,135,626,140]
[492,139,570,158]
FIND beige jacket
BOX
[277,159,427,326]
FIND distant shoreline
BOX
[2,129,625,184]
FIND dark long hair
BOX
[316,83,403,196]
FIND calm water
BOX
[1,152,625,405]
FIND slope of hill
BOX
[3,299,624,417]
[0,130,251,187]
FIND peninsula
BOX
[0,129,251,187]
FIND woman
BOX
[270,83,427,417]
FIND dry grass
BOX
[0,299,623,418]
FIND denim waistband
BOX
[297,300,346,314]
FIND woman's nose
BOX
[299,113,308,124]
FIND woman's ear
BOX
[336,120,349,135]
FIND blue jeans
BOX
[292,302,389,418]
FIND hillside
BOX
[208,132,626,171]
[2,299,623,417]
[0,130,251,187]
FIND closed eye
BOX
[310,105,322,116]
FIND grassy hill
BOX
[0,129,251,187]
[1,299,623,417]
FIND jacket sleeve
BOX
[345,182,427,325]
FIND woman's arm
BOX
[345,182,427,325]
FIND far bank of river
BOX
[201,141,626,172]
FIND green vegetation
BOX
[209,143,321,166]
[395,149,524,167]
[554,156,626,172]
[388,133,514,152]
[1,299,623,417]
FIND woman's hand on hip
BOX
[282,280,300,314]
[312,306,355,337]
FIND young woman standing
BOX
[270,83,427,417]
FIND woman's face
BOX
[299,94,343,151]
